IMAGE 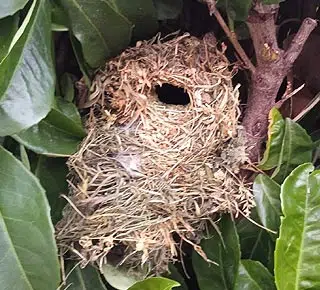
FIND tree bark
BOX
[203,0,317,163]
[243,6,316,162]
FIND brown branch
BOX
[243,6,317,162]
[202,0,317,163]
[204,0,256,73]
[283,18,317,66]
[246,12,281,66]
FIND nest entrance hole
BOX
[155,83,190,105]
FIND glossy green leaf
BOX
[259,108,285,170]
[102,263,144,290]
[0,0,55,136]
[49,97,86,137]
[0,145,60,289]
[272,118,313,181]
[0,0,29,18]
[59,0,132,68]
[129,277,180,290]
[65,263,108,290]
[259,109,313,182]
[110,0,158,39]
[13,97,85,156]
[253,174,281,235]
[275,163,320,290]
[234,260,276,290]
[153,0,183,20]
[51,1,69,31]
[0,14,19,61]
[193,215,240,290]
[35,156,68,224]
[13,120,82,156]
[236,211,275,272]
[70,35,92,86]
[19,144,30,170]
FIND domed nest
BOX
[56,33,253,274]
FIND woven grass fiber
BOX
[56,33,254,274]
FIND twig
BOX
[293,92,320,121]
[204,0,256,73]
[275,83,305,108]
[284,17,317,67]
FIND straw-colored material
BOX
[56,33,253,274]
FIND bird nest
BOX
[56,33,253,274]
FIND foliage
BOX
[0,0,55,136]
[0,0,319,289]
[64,263,108,290]
[259,108,314,183]
[0,146,60,289]
[275,164,320,289]
[192,216,240,290]
[128,277,180,290]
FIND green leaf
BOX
[153,0,183,20]
[109,0,158,39]
[0,14,19,61]
[0,0,55,136]
[275,163,320,290]
[193,215,240,290]
[259,108,285,170]
[35,156,68,224]
[70,35,92,86]
[234,260,276,290]
[19,143,30,170]
[0,145,60,289]
[102,263,144,290]
[51,1,69,31]
[236,211,275,272]
[60,73,75,102]
[272,118,313,181]
[0,0,29,19]
[13,120,82,156]
[259,109,313,182]
[59,0,132,68]
[129,277,180,290]
[49,97,86,137]
[65,263,108,290]
[253,174,281,235]
[13,97,85,156]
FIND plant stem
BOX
[205,0,256,73]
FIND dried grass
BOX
[56,33,254,274]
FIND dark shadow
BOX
[155,84,190,105]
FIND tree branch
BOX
[247,12,281,66]
[243,5,317,162]
[204,0,256,73]
[283,17,317,66]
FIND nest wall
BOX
[56,33,253,273]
